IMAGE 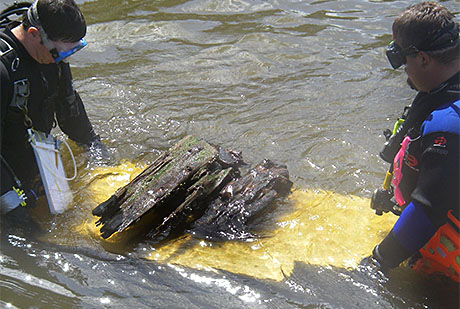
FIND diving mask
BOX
[48,38,87,63]
[27,1,87,63]
[385,41,418,69]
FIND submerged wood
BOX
[190,159,292,241]
[92,135,292,241]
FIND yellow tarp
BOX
[36,161,397,281]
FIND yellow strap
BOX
[12,186,27,207]
[392,118,404,135]
[382,171,393,190]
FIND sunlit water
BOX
[1,0,459,308]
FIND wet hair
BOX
[22,0,86,42]
[392,1,459,64]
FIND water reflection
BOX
[1,0,459,307]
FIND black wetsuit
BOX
[373,72,460,270]
[1,25,98,195]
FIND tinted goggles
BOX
[49,39,87,63]
[385,41,419,69]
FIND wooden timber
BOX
[92,135,292,242]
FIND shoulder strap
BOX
[380,75,460,163]
[0,33,30,111]
[0,35,16,71]
[0,3,30,28]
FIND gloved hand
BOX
[370,187,402,216]
[370,245,391,275]
[0,187,37,215]
[359,254,390,280]
[87,136,112,166]
[358,243,394,280]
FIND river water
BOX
[1,0,459,308]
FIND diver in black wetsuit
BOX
[1,1,108,214]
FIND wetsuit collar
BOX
[428,70,460,95]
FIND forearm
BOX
[57,92,99,145]
[373,201,437,270]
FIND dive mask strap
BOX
[27,1,57,51]
[422,22,460,51]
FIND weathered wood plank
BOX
[92,136,292,242]
[93,135,223,239]
[190,159,292,240]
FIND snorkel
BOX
[27,0,86,63]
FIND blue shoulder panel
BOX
[421,100,460,136]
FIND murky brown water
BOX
[1,0,459,308]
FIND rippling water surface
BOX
[1,0,459,308]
